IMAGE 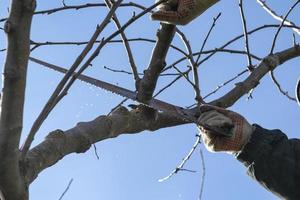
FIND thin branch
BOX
[257,0,300,35]
[154,75,182,98]
[203,69,249,100]
[239,0,253,71]
[158,134,201,182]
[93,144,100,160]
[0,2,151,22]
[270,71,296,101]
[105,0,140,89]
[29,38,187,57]
[163,24,291,76]
[270,1,300,54]
[21,0,124,159]
[176,29,203,104]
[211,45,300,108]
[104,65,143,76]
[58,178,74,200]
[158,24,295,98]
[172,65,195,87]
[198,149,206,200]
[195,12,222,65]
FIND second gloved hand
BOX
[198,105,254,154]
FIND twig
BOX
[257,0,300,35]
[198,149,206,200]
[154,75,182,98]
[172,65,195,87]
[29,38,187,56]
[270,0,300,54]
[158,134,201,182]
[195,12,221,65]
[167,24,298,72]
[270,71,296,101]
[58,178,74,200]
[293,33,297,46]
[203,69,249,100]
[0,2,153,22]
[239,0,253,71]
[93,144,100,160]
[104,65,180,76]
[176,30,203,104]
[155,24,294,102]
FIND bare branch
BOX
[176,29,203,104]
[105,0,140,89]
[21,0,124,159]
[58,178,73,200]
[239,0,253,71]
[270,1,300,54]
[257,0,300,35]
[198,149,206,200]
[195,12,222,64]
[270,71,297,101]
[158,134,201,182]
[30,38,187,56]
[211,45,300,108]
[0,2,151,22]
[203,69,249,100]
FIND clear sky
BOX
[0,0,300,200]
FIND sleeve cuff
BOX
[236,124,287,167]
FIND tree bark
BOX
[0,0,35,199]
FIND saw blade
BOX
[30,57,232,137]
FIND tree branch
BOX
[24,107,186,184]
[0,0,36,199]
[24,46,300,185]
[20,0,124,159]
[257,0,300,35]
[211,45,300,107]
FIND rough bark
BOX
[0,0,35,199]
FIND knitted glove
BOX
[197,105,254,153]
[152,0,219,25]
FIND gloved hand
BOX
[197,105,254,154]
[151,0,219,25]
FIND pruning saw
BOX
[30,57,232,137]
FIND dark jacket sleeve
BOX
[236,125,300,200]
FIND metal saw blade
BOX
[30,57,232,137]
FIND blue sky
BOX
[0,0,300,199]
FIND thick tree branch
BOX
[137,24,176,102]
[24,46,300,185]
[211,45,300,107]
[0,0,36,199]
[24,107,185,184]
[137,0,221,103]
